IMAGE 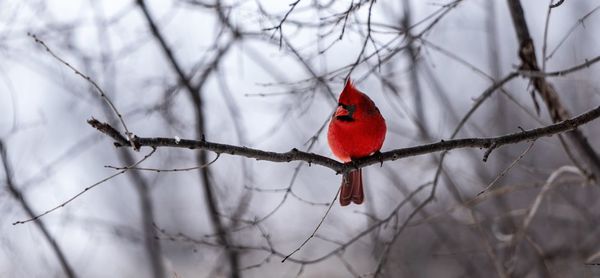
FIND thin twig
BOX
[519,55,600,78]
[263,0,301,49]
[28,33,137,150]
[13,147,156,225]
[281,186,340,262]
[478,141,536,196]
[105,153,220,172]
[546,4,600,59]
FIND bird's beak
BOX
[334,103,355,121]
[335,105,349,117]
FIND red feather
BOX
[328,79,386,206]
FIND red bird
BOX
[327,79,387,206]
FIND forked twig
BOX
[13,148,156,225]
[28,33,137,150]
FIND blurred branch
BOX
[90,104,600,174]
[135,1,240,277]
[13,147,156,225]
[550,0,565,9]
[507,166,583,275]
[507,0,600,180]
[347,0,376,76]
[263,0,301,48]
[117,149,166,278]
[519,55,600,78]
[521,166,581,234]
[156,181,433,265]
[401,0,425,128]
[1,140,77,278]
[135,0,196,94]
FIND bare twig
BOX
[281,186,340,262]
[547,4,600,59]
[13,147,156,225]
[105,153,220,172]
[519,55,600,78]
[346,0,376,77]
[478,141,536,196]
[263,0,301,49]
[28,33,137,150]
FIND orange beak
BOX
[335,106,349,117]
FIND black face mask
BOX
[335,103,356,122]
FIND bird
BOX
[327,79,387,206]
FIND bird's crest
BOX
[339,78,361,104]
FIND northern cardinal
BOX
[327,79,386,206]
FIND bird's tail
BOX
[340,169,364,206]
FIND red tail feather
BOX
[339,169,364,206]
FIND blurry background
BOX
[1,0,600,277]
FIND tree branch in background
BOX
[263,0,301,48]
[507,0,600,180]
[117,149,166,278]
[135,1,240,276]
[13,148,157,225]
[0,140,77,278]
[29,33,136,150]
[550,0,566,9]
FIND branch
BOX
[1,141,77,277]
[263,0,301,49]
[89,105,600,174]
[13,147,157,225]
[29,33,136,150]
[117,149,166,278]
[507,0,600,180]
[550,0,566,8]
[519,54,600,78]
[281,186,339,262]
[135,1,241,277]
[136,0,197,95]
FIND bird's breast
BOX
[327,114,386,161]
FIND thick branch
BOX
[507,0,600,180]
[89,105,600,174]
